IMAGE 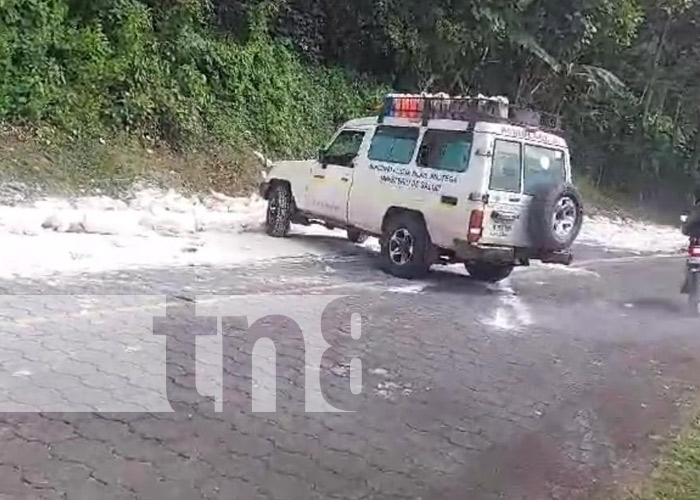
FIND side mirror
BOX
[318,148,327,163]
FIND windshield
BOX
[523,145,566,195]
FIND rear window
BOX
[417,130,472,172]
[490,140,521,192]
[368,126,419,164]
[523,145,566,194]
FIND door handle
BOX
[441,195,458,206]
[313,174,326,180]
[340,177,350,182]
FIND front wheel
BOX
[465,262,514,283]
[265,184,293,237]
[688,272,700,317]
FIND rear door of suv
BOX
[482,138,532,247]
[482,138,569,248]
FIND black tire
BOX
[688,272,700,317]
[529,183,584,251]
[380,213,432,279]
[465,262,514,283]
[265,183,293,237]
[347,229,368,244]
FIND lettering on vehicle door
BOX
[368,163,458,193]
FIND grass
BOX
[0,125,263,198]
[576,174,629,216]
[625,415,700,500]
[575,174,683,226]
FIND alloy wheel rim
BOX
[552,196,578,242]
[389,228,415,265]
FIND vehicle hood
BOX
[268,159,315,179]
[272,159,314,169]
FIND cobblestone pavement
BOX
[0,237,698,499]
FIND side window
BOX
[490,140,522,193]
[324,131,366,167]
[417,130,472,172]
[368,126,419,164]
[523,145,566,194]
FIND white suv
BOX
[260,94,584,283]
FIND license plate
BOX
[492,222,513,237]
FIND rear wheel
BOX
[347,228,368,244]
[265,184,293,237]
[381,213,432,279]
[465,262,514,283]
[688,272,700,317]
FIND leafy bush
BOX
[0,0,384,157]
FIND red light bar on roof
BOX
[378,93,562,131]
[382,93,509,122]
[383,95,424,121]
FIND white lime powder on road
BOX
[577,215,686,255]
[0,188,686,278]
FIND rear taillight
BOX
[468,209,484,243]
[689,246,700,257]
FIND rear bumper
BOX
[454,240,573,266]
[454,240,516,264]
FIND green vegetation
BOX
[0,0,383,193]
[626,415,700,500]
[0,126,262,195]
[241,0,700,211]
[1,0,700,208]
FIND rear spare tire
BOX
[529,183,583,251]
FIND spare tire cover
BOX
[528,183,584,251]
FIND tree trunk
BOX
[689,102,700,181]
[596,163,605,188]
[515,74,525,104]
[642,12,672,122]
[421,74,437,93]
[656,85,668,116]
[672,99,682,147]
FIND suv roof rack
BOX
[378,93,562,133]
